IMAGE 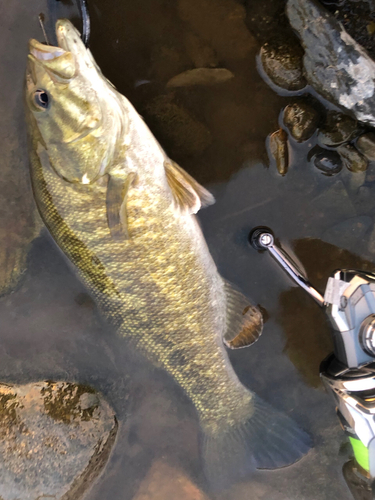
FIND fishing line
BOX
[38,13,50,45]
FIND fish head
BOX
[25,19,126,184]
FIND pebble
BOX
[269,128,289,175]
[318,111,359,147]
[283,101,320,142]
[312,148,343,176]
[167,68,234,88]
[0,381,117,500]
[260,37,306,91]
[356,132,375,161]
[337,144,368,173]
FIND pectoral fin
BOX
[223,281,263,349]
[106,172,137,240]
[164,160,215,214]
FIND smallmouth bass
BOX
[25,20,311,488]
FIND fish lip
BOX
[28,38,67,61]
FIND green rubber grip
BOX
[349,437,370,472]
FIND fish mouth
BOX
[28,20,82,80]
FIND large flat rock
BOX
[0,381,117,500]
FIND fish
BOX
[25,19,311,489]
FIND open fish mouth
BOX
[28,20,81,63]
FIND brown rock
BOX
[145,94,211,156]
[178,0,256,61]
[269,129,289,175]
[167,68,234,88]
[0,381,117,500]
[184,32,218,68]
[133,460,209,500]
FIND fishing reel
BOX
[249,227,375,499]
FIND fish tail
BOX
[201,395,312,490]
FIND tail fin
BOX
[202,396,312,490]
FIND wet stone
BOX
[166,68,234,88]
[318,111,359,147]
[269,128,289,175]
[337,144,368,173]
[356,132,375,161]
[260,36,307,91]
[283,101,320,142]
[145,94,212,157]
[184,32,218,68]
[312,148,343,176]
[0,381,117,500]
[287,0,375,126]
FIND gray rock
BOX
[322,215,372,253]
[283,101,320,141]
[312,148,343,175]
[356,132,375,160]
[166,68,234,88]
[337,144,369,172]
[0,381,117,500]
[269,128,289,175]
[260,37,306,91]
[287,0,375,126]
[318,111,359,147]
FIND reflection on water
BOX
[2,0,375,498]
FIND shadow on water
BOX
[2,0,375,498]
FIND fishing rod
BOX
[250,226,375,500]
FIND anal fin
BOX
[223,281,263,349]
[106,172,137,241]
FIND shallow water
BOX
[1,0,375,498]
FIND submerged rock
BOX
[356,132,375,161]
[318,111,359,147]
[269,128,289,175]
[337,144,369,172]
[145,94,212,157]
[133,460,209,500]
[0,381,117,500]
[283,101,320,142]
[312,148,343,175]
[166,68,234,88]
[260,36,306,91]
[287,0,375,126]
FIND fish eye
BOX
[34,89,50,110]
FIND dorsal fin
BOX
[164,160,215,214]
[223,281,263,349]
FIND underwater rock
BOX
[260,36,306,91]
[145,94,212,157]
[322,216,372,254]
[287,0,375,126]
[184,32,219,69]
[178,0,255,61]
[283,101,320,142]
[133,460,209,500]
[312,148,343,175]
[318,111,359,147]
[337,144,369,172]
[356,132,375,161]
[269,128,289,175]
[0,381,117,500]
[166,68,234,88]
